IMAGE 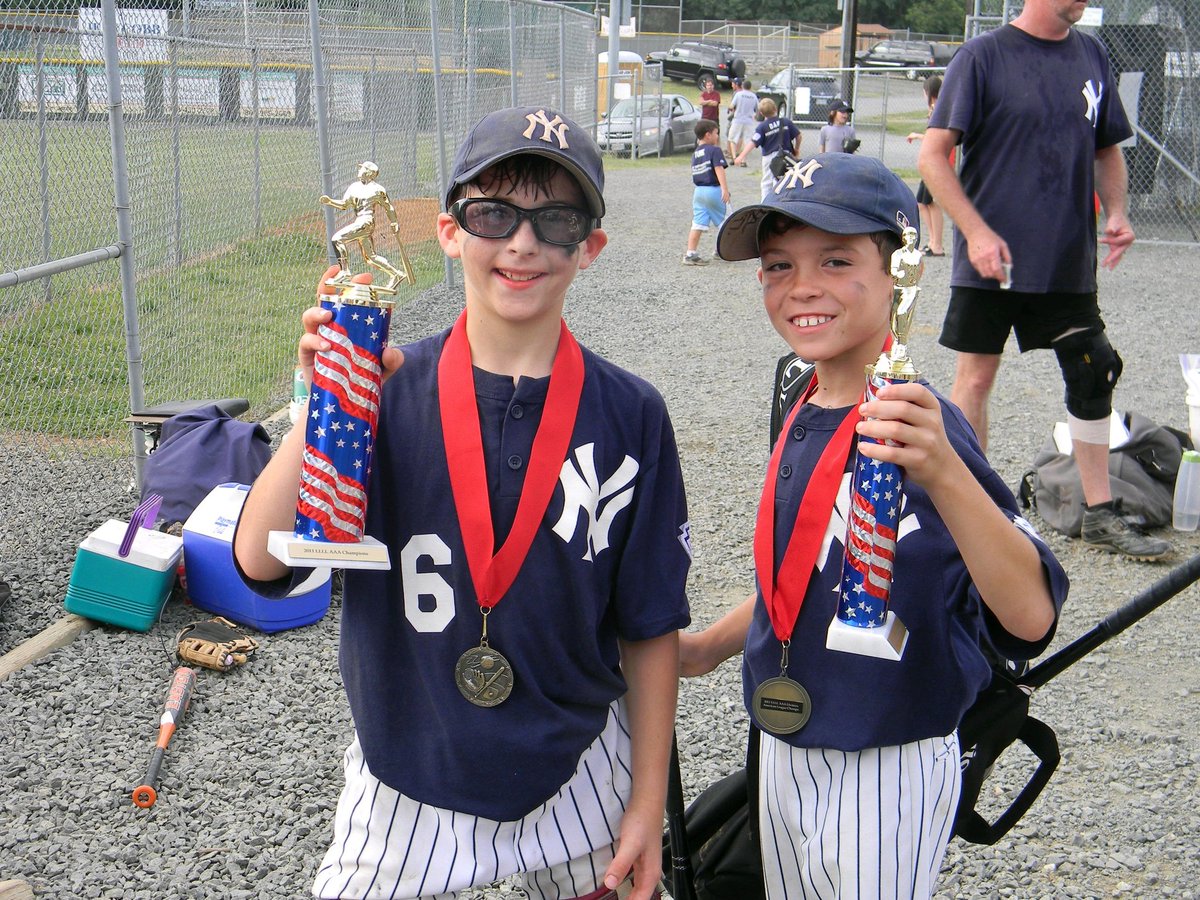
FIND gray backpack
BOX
[1017,411,1188,537]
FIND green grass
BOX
[1,228,444,439]
[1,119,448,439]
[883,110,931,136]
[0,121,320,265]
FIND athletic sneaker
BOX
[1081,502,1171,560]
[682,253,708,266]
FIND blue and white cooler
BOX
[182,483,332,633]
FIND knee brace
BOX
[1052,327,1123,421]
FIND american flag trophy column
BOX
[826,225,924,661]
[267,163,416,571]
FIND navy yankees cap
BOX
[716,153,918,261]
[445,106,605,219]
[830,99,853,114]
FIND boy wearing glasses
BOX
[235,106,691,900]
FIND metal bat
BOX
[132,666,196,808]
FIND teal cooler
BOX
[65,520,183,631]
[182,483,332,632]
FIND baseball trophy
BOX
[267,163,416,571]
[825,226,923,661]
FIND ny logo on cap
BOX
[774,158,822,193]
[523,110,570,149]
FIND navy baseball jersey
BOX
[245,327,692,821]
[692,144,728,187]
[931,25,1131,293]
[743,389,1068,751]
[751,116,800,156]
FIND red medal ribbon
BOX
[755,338,893,642]
[753,379,860,643]
[438,311,584,608]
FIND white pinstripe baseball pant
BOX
[758,731,961,899]
[312,700,631,900]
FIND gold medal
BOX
[752,676,812,735]
[454,644,514,708]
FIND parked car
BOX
[855,39,955,79]
[595,94,700,158]
[757,68,842,123]
[644,40,746,88]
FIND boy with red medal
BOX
[235,107,691,900]
[678,153,1068,898]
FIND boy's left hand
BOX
[603,800,663,900]
[854,381,958,491]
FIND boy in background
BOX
[684,119,730,266]
[235,106,692,900]
[906,75,946,256]
[733,97,801,200]
[817,99,857,153]
[698,75,721,135]
[681,152,1067,898]
[727,77,759,165]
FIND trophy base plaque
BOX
[268,530,391,571]
[825,612,908,661]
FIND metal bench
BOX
[124,398,250,455]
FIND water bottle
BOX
[1173,450,1200,531]
[289,365,309,425]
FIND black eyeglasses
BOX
[449,197,595,246]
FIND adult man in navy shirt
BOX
[919,0,1169,560]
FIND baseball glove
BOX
[176,617,258,672]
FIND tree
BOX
[683,0,837,23]
[681,0,967,37]
[906,0,967,36]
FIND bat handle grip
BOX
[132,747,165,808]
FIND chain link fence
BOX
[0,0,597,601]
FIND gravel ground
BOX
[2,159,1199,899]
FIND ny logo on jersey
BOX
[523,110,570,148]
[816,471,922,574]
[1081,79,1103,127]
[552,443,639,561]
[775,158,822,193]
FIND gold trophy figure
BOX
[320,161,414,294]
[881,226,923,379]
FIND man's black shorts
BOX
[939,287,1105,354]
